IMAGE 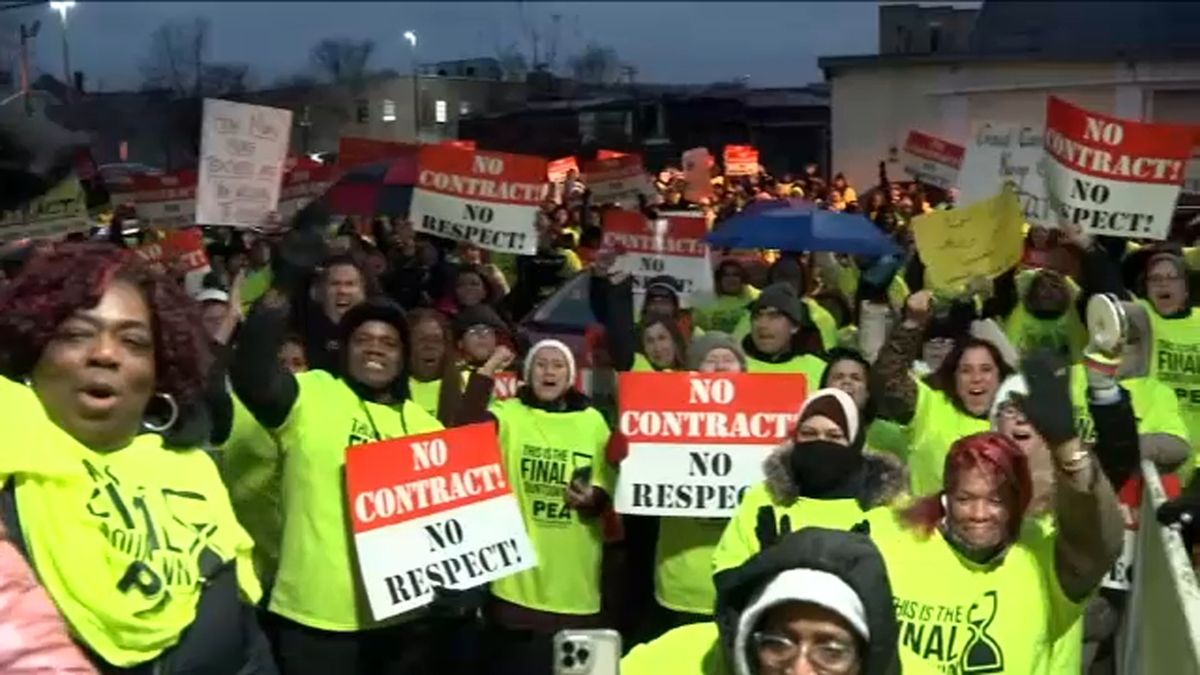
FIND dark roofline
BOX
[819,48,1200,77]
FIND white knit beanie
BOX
[523,339,577,387]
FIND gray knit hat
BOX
[687,331,748,371]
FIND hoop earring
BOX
[142,392,179,433]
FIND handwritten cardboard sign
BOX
[346,422,536,620]
[1043,96,1193,241]
[196,98,293,227]
[613,372,808,517]
[957,121,1051,225]
[913,184,1023,291]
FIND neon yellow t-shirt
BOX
[1069,364,1189,449]
[655,517,727,614]
[1004,270,1086,362]
[1143,302,1200,453]
[0,377,259,667]
[488,398,614,615]
[712,482,872,574]
[270,370,444,631]
[219,392,284,585]
[875,519,1083,675]
[622,622,729,675]
[744,353,827,394]
[693,288,759,335]
[905,379,991,497]
[733,297,839,351]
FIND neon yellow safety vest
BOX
[744,353,827,394]
[903,379,991,497]
[874,518,1084,675]
[1003,270,1087,363]
[270,370,443,631]
[1142,301,1200,454]
[694,288,759,335]
[488,398,614,615]
[733,298,840,351]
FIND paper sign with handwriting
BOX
[1043,96,1193,241]
[197,98,293,227]
[0,175,88,243]
[957,121,1051,226]
[913,184,1023,291]
[602,209,714,310]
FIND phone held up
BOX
[553,629,621,675]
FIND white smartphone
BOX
[553,628,622,675]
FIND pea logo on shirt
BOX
[1156,339,1200,407]
[518,445,590,525]
[896,590,1005,674]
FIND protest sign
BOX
[913,183,1023,291]
[547,156,579,183]
[901,130,964,190]
[410,145,547,255]
[957,121,1052,225]
[196,99,292,227]
[346,422,537,621]
[338,137,420,169]
[441,139,477,151]
[723,145,760,177]
[278,163,336,220]
[1043,96,1193,241]
[580,155,655,207]
[111,170,198,228]
[0,175,89,243]
[602,210,714,309]
[613,372,808,517]
[682,147,715,203]
[134,227,211,294]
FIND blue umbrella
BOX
[706,207,899,256]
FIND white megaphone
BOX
[1085,293,1151,379]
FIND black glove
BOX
[1021,349,1076,446]
[426,585,485,620]
[754,506,792,551]
[1157,475,1200,554]
[271,226,328,291]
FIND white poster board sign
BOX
[197,98,292,227]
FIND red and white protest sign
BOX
[111,170,198,228]
[1044,96,1194,240]
[441,139,477,151]
[613,372,808,517]
[278,163,336,220]
[580,155,655,207]
[547,156,579,184]
[723,145,760,177]
[901,130,964,190]
[346,422,537,620]
[1103,474,1182,591]
[602,210,714,309]
[410,146,548,255]
[682,147,715,203]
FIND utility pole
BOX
[18,20,39,117]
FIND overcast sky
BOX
[7,1,979,92]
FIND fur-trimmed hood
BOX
[762,441,909,509]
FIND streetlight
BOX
[403,30,418,141]
[49,1,75,95]
[18,20,41,117]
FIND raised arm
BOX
[230,293,298,430]
[870,290,932,425]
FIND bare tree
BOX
[140,17,210,97]
[310,38,375,84]
[568,42,622,85]
[494,44,529,82]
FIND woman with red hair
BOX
[0,242,273,673]
[870,351,1124,675]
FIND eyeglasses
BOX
[751,631,859,674]
[465,326,496,338]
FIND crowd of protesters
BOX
[1,138,1200,675]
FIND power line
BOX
[0,1,47,12]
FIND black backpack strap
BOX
[0,477,30,561]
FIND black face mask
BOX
[788,440,864,497]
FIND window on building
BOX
[355,99,369,124]
[382,99,396,122]
[929,22,942,52]
[459,100,472,116]
[466,66,476,77]
[435,99,448,124]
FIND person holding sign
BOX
[870,289,1012,496]
[712,388,907,574]
[406,309,465,426]
[870,351,1123,675]
[461,339,614,675]
[232,286,466,673]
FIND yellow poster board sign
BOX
[913,184,1023,291]
[0,175,89,243]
